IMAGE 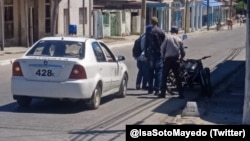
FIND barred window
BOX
[103,13,109,25]
[45,0,51,33]
[79,7,87,24]
[122,11,125,23]
[4,0,14,39]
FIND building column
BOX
[199,3,203,28]
[191,1,195,32]
[211,6,214,25]
[186,0,191,33]
[195,2,199,30]
[159,8,163,29]
[0,0,4,50]
[168,7,171,32]
[181,8,185,30]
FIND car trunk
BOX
[17,58,77,82]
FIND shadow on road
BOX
[151,60,245,124]
[0,94,118,114]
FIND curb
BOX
[0,59,15,66]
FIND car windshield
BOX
[26,40,85,58]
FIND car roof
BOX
[39,36,96,42]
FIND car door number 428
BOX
[35,69,54,76]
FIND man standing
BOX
[135,25,152,90]
[159,26,185,99]
[144,17,166,95]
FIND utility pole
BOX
[141,0,146,34]
[0,0,4,51]
[207,0,210,31]
[243,0,250,124]
[229,0,232,18]
[52,0,59,36]
[68,0,70,35]
[89,0,93,37]
[25,0,29,47]
[82,0,85,36]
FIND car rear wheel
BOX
[116,74,128,98]
[16,96,32,107]
[85,85,102,110]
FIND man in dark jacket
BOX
[144,17,166,95]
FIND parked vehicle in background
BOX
[11,36,128,110]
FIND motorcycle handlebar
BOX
[201,56,211,60]
[181,55,211,62]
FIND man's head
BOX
[146,25,153,32]
[151,17,158,26]
[170,26,179,34]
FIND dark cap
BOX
[151,16,158,24]
[170,26,179,34]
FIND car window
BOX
[26,40,85,58]
[92,42,106,62]
[99,42,116,62]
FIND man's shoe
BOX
[136,85,140,90]
[148,90,153,94]
[178,95,185,99]
[154,91,159,95]
[142,86,148,90]
[158,94,165,98]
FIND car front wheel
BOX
[116,74,128,98]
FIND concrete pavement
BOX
[173,64,245,125]
[0,23,246,125]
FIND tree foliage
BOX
[236,1,247,11]
[236,0,247,3]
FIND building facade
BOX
[0,0,231,47]
[0,0,93,47]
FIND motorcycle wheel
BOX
[200,68,213,97]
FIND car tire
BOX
[116,74,128,98]
[16,96,32,107]
[85,85,102,110]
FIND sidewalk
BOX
[173,64,245,125]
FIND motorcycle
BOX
[166,54,213,97]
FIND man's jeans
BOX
[147,58,163,92]
[136,60,149,89]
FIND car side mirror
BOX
[117,55,125,61]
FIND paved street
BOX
[0,24,247,141]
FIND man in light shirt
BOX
[159,26,185,99]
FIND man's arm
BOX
[179,41,185,60]
[160,38,167,59]
[144,33,150,59]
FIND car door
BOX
[99,42,120,89]
[92,42,112,93]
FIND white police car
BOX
[11,36,128,110]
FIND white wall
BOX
[57,0,92,36]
